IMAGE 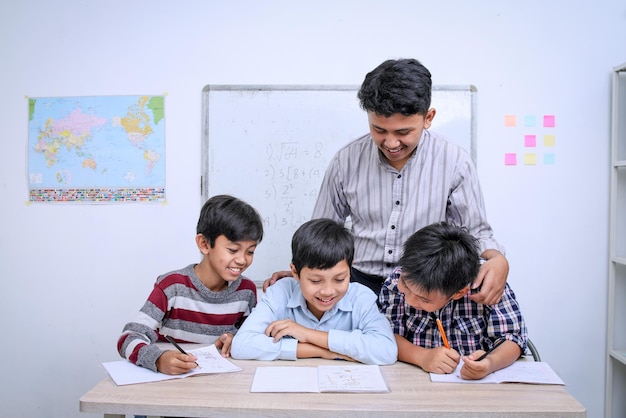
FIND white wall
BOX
[1,1,623,417]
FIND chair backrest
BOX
[526,338,541,361]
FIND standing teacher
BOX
[265,58,508,305]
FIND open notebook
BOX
[430,359,565,385]
[250,364,389,393]
[102,344,241,385]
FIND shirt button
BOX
[395,201,400,205]
[388,250,393,254]
[391,225,396,230]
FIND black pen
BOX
[165,335,199,368]
[164,335,189,355]
[477,339,505,361]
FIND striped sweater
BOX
[117,264,257,371]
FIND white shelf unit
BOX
[607,63,626,418]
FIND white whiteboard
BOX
[201,85,476,283]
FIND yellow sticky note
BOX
[544,134,555,146]
[504,115,517,127]
[524,153,537,165]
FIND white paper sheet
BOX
[102,344,242,385]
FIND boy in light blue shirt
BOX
[231,218,397,365]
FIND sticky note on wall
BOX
[524,153,537,165]
[524,135,536,147]
[543,135,555,146]
[504,115,517,127]
[504,153,517,165]
[543,115,555,127]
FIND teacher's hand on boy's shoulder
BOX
[156,350,199,375]
[262,270,291,292]
[469,251,509,305]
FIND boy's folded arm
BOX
[231,324,299,361]
[327,328,398,365]
[296,342,345,360]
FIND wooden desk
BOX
[80,358,586,417]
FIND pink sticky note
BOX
[504,153,517,166]
[524,135,536,147]
[543,115,555,127]
[504,115,517,127]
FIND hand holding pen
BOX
[155,335,199,375]
[460,339,507,380]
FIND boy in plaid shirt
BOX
[379,222,527,380]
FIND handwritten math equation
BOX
[261,141,327,231]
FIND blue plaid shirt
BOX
[379,267,527,355]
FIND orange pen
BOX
[435,318,450,349]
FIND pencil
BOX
[435,318,450,349]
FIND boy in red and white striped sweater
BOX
[117,194,263,375]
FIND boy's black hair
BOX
[399,222,480,297]
[196,195,263,247]
[358,58,432,117]
[291,218,354,274]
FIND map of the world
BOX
[28,95,165,202]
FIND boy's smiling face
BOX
[291,260,351,320]
[196,234,257,291]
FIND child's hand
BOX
[265,319,309,342]
[460,353,491,380]
[214,332,234,357]
[156,350,198,375]
[421,346,460,374]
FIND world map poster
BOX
[28,95,165,203]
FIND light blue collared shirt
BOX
[231,278,397,365]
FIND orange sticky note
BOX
[504,115,517,127]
